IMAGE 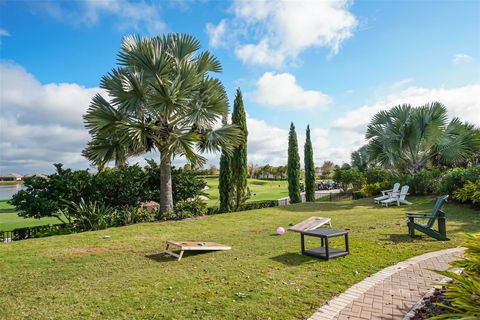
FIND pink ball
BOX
[276,227,285,235]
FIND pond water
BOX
[0,184,25,200]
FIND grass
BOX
[0,196,479,319]
[0,200,63,231]
[202,178,289,206]
[0,181,23,185]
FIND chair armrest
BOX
[381,189,392,196]
[405,212,432,218]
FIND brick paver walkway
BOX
[309,248,464,320]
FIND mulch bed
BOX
[409,287,454,319]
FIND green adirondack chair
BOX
[406,195,449,241]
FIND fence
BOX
[0,224,68,243]
[277,190,364,206]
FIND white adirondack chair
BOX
[374,183,400,204]
[381,185,411,207]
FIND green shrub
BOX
[430,233,480,319]
[237,200,278,211]
[162,198,207,220]
[365,168,390,184]
[395,169,443,195]
[437,167,480,195]
[333,167,366,190]
[359,181,391,197]
[114,208,157,226]
[10,162,206,220]
[453,181,480,206]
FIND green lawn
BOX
[0,200,63,231]
[203,178,289,206]
[0,197,478,320]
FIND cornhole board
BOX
[162,240,231,261]
[289,216,332,233]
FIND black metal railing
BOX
[0,224,68,242]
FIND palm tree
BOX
[83,34,242,215]
[366,102,480,173]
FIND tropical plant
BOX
[288,122,302,203]
[65,199,116,231]
[366,102,480,173]
[430,233,480,319]
[351,145,370,172]
[304,125,316,202]
[453,180,480,206]
[231,88,250,210]
[83,33,242,215]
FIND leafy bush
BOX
[394,169,443,195]
[453,181,480,207]
[162,198,208,220]
[144,159,207,204]
[333,167,366,190]
[10,162,206,220]
[114,208,157,226]
[359,181,391,197]
[365,167,390,184]
[237,200,278,211]
[437,166,480,195]
[431,233,480,319]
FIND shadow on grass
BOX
[379,233,419,244]
[270,252,318,266]
[145,250,215,263]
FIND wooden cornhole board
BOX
[289,216,332,233]
[162,240,231,261]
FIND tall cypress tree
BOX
[219,115,234,212]
[288,122,302,203]
[304,125,316,202]
[231,88,249,210]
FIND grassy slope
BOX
[203,178,289,206]
[0,197,479,320]
[0,200,63,231]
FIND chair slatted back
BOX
[392,183,400,193]
[427,195,449,227]
[398,185,409,200]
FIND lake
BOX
[0,184,25,200]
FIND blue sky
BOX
[1,0,479,174]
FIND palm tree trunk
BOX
[160,155,174,215]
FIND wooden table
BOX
[162,240,231,261]
[300,228,349,260]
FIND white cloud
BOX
[40,0,166,34]
[1,63,101,127]
[326,83,480,165]
[210,0,358,67]
[206,19,227,48]
[453,53,475,64]
[252,72,331,110]
[333,84,480,135]
[0,62,102,173]
[235,39,285,67]
[0,28,10,37]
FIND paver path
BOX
[309,248,464,320]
